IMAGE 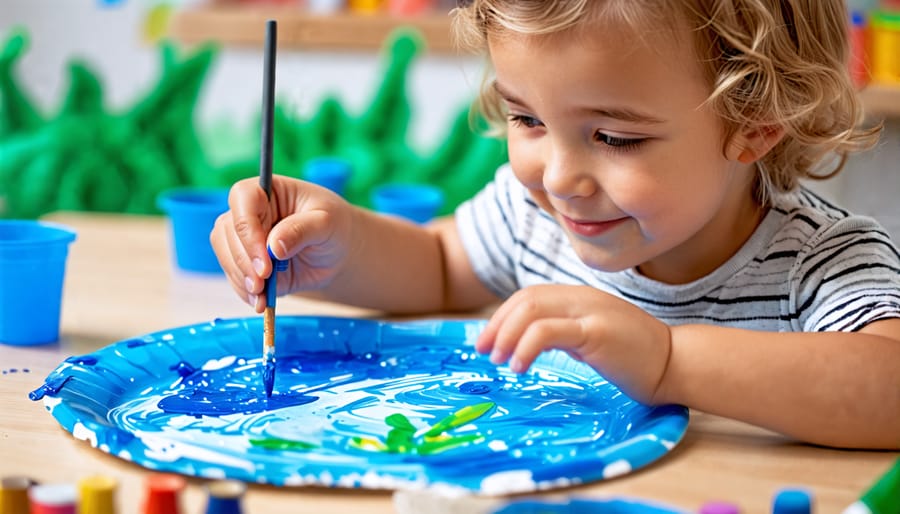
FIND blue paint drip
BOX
[125,338,150,348]
[263,360,275,398]
[29,374,72,400]
[65,355,98,365]
[169,361,197,377]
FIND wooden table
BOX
[1,212,896,513]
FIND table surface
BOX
[0,212,896,514]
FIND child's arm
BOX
[210,175,498,314]
[477,284,900,449]
[298,211,498,313]
[660,318,900,449]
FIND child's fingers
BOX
[227,178,272,278]
[229,213,266,284]
[269,208,336,260]
[508,319,584,373]
[486,294,552,365]
[213,213,266,312]
[475,292,520,354]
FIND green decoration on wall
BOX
[0,27,507,220]
[0,31,216,218]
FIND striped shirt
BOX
[456,164,900,332]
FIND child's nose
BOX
[543,143,597,199]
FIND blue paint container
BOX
[772,488,813,514]
[157,188,229,274]
[372,183,444,224]
[204,480,245,514]
[0,220,76,346]
[303,157,352,197]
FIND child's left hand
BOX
[475,284,672,405]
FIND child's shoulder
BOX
[769,186,899,261]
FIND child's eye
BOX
[594,132,646,150]
[508,114,543,129]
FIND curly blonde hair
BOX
[452,0,882,204]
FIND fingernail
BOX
[277,240,288,258]
[489,348,505,364]
[252,258,265,277]
[509,357,524,373]
[248,293,258,307]
[244,276,254,293]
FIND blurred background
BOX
[1,0,898,237]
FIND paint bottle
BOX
[771,488,813,514]
[871,10,900,84]
[77,475,117,514]
[141,474,185,514]
[842,458,900,514]
[349,0,383,14]
[699,501,741,514]
[306,0,345,14]
[0,476,33,514]
[203,480,246,514]
[848,10,871,88]
[27,484,77,514]
[388,0,435,17]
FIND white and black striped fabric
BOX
[456,164,900,332]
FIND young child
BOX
[210,0,900,450]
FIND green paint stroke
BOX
[350,402,495,455]
[249,437,318,452]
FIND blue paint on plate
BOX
[30,316,688,494]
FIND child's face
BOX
[488,20,761,284]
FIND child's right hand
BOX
[210,175,356,312]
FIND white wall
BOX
[3,0,898,239]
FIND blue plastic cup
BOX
[0,220,77,346]
[302,156,352,197]
[372,183,444,224]
[157,188,230,274]
[203,480,245,514]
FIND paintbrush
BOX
[259,19,278,398]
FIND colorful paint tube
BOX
[203,480,246,514]
[27,484,77,514]
[78,475,117,514]
[142,474,185,514]
[0,476,34,514]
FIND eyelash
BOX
[506,114,647,152]
[593,132,646,152]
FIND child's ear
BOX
[726,124,786,164]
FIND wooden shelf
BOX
[861,83,900,118]
[168,6,460,53]
[168,8,900,117]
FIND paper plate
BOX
[31,316,688,494]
